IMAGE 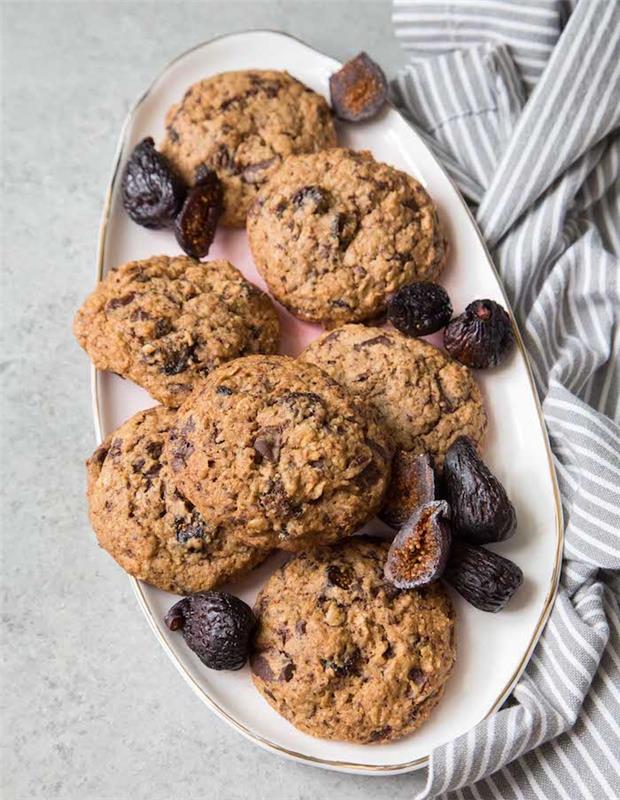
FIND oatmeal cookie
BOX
[251,537,456,743]
[86,406,271,594]
[160,70,337,227]
[73,256,280,407]
[301,324,486,467]
[165,355,392,551]
[247,148,447,326]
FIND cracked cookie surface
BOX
[301,324,486,467]
[247,148,447,326]
[87,406,271,594]
[73,256,280,407]
[251,537,455,743]
[160,70,337,227]
[165,355,392,551]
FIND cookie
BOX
[74,256,280,407]
[160,70,337,227]
[247,148,447,326]
[86,406,271,594]
[251,537,455,743]
[165,355,392,551]
[301,325,486,467]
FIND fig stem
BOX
[164,599,188,631]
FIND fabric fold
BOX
[477,0,620,247]
[391,43,525,198]
[393,0,569,92]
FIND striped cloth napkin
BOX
[390,1,620,797]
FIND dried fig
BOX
[122,137,186,229]
[329,52,388,122]
[443,437,516,543]
[380,451,435,528]
[384,500,451,589]
[165,591,255,670]
[444,541,523,612]
[388,282,453,337]
[444,299,514,368]
[174,168,223,258]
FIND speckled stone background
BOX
[0,2,428,798]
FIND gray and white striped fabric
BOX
[391,1,620,797]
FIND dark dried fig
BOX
[444,299,514,368]
[329,52,388,122]
[122,137,186,228]
[384,501,451,589]
[174,169,223,258]
[443,437,516,543]
[165,592,255,670]
[388,282,453,337]
[444,541,523,612]
[380,451,435,528]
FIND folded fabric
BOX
[391,1,620,797]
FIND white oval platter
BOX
[91,30,562,776]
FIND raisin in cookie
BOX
[247,148,447,326]
[165,355,392,551]
[87,406,271,594]
[160,70,337,227]
[251,537,455,743]
[301,325,486,467]
[74,256,280,407]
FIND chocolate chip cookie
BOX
[251,537,455,743]
[247,148,447,327]
[73,256,280,407]
[87,406,271,594]
[301,325,486,467]
[165,355,392,551]
[160,71,337,227]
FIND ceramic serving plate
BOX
[92,30,562,775]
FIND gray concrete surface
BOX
[0,2,424,798]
